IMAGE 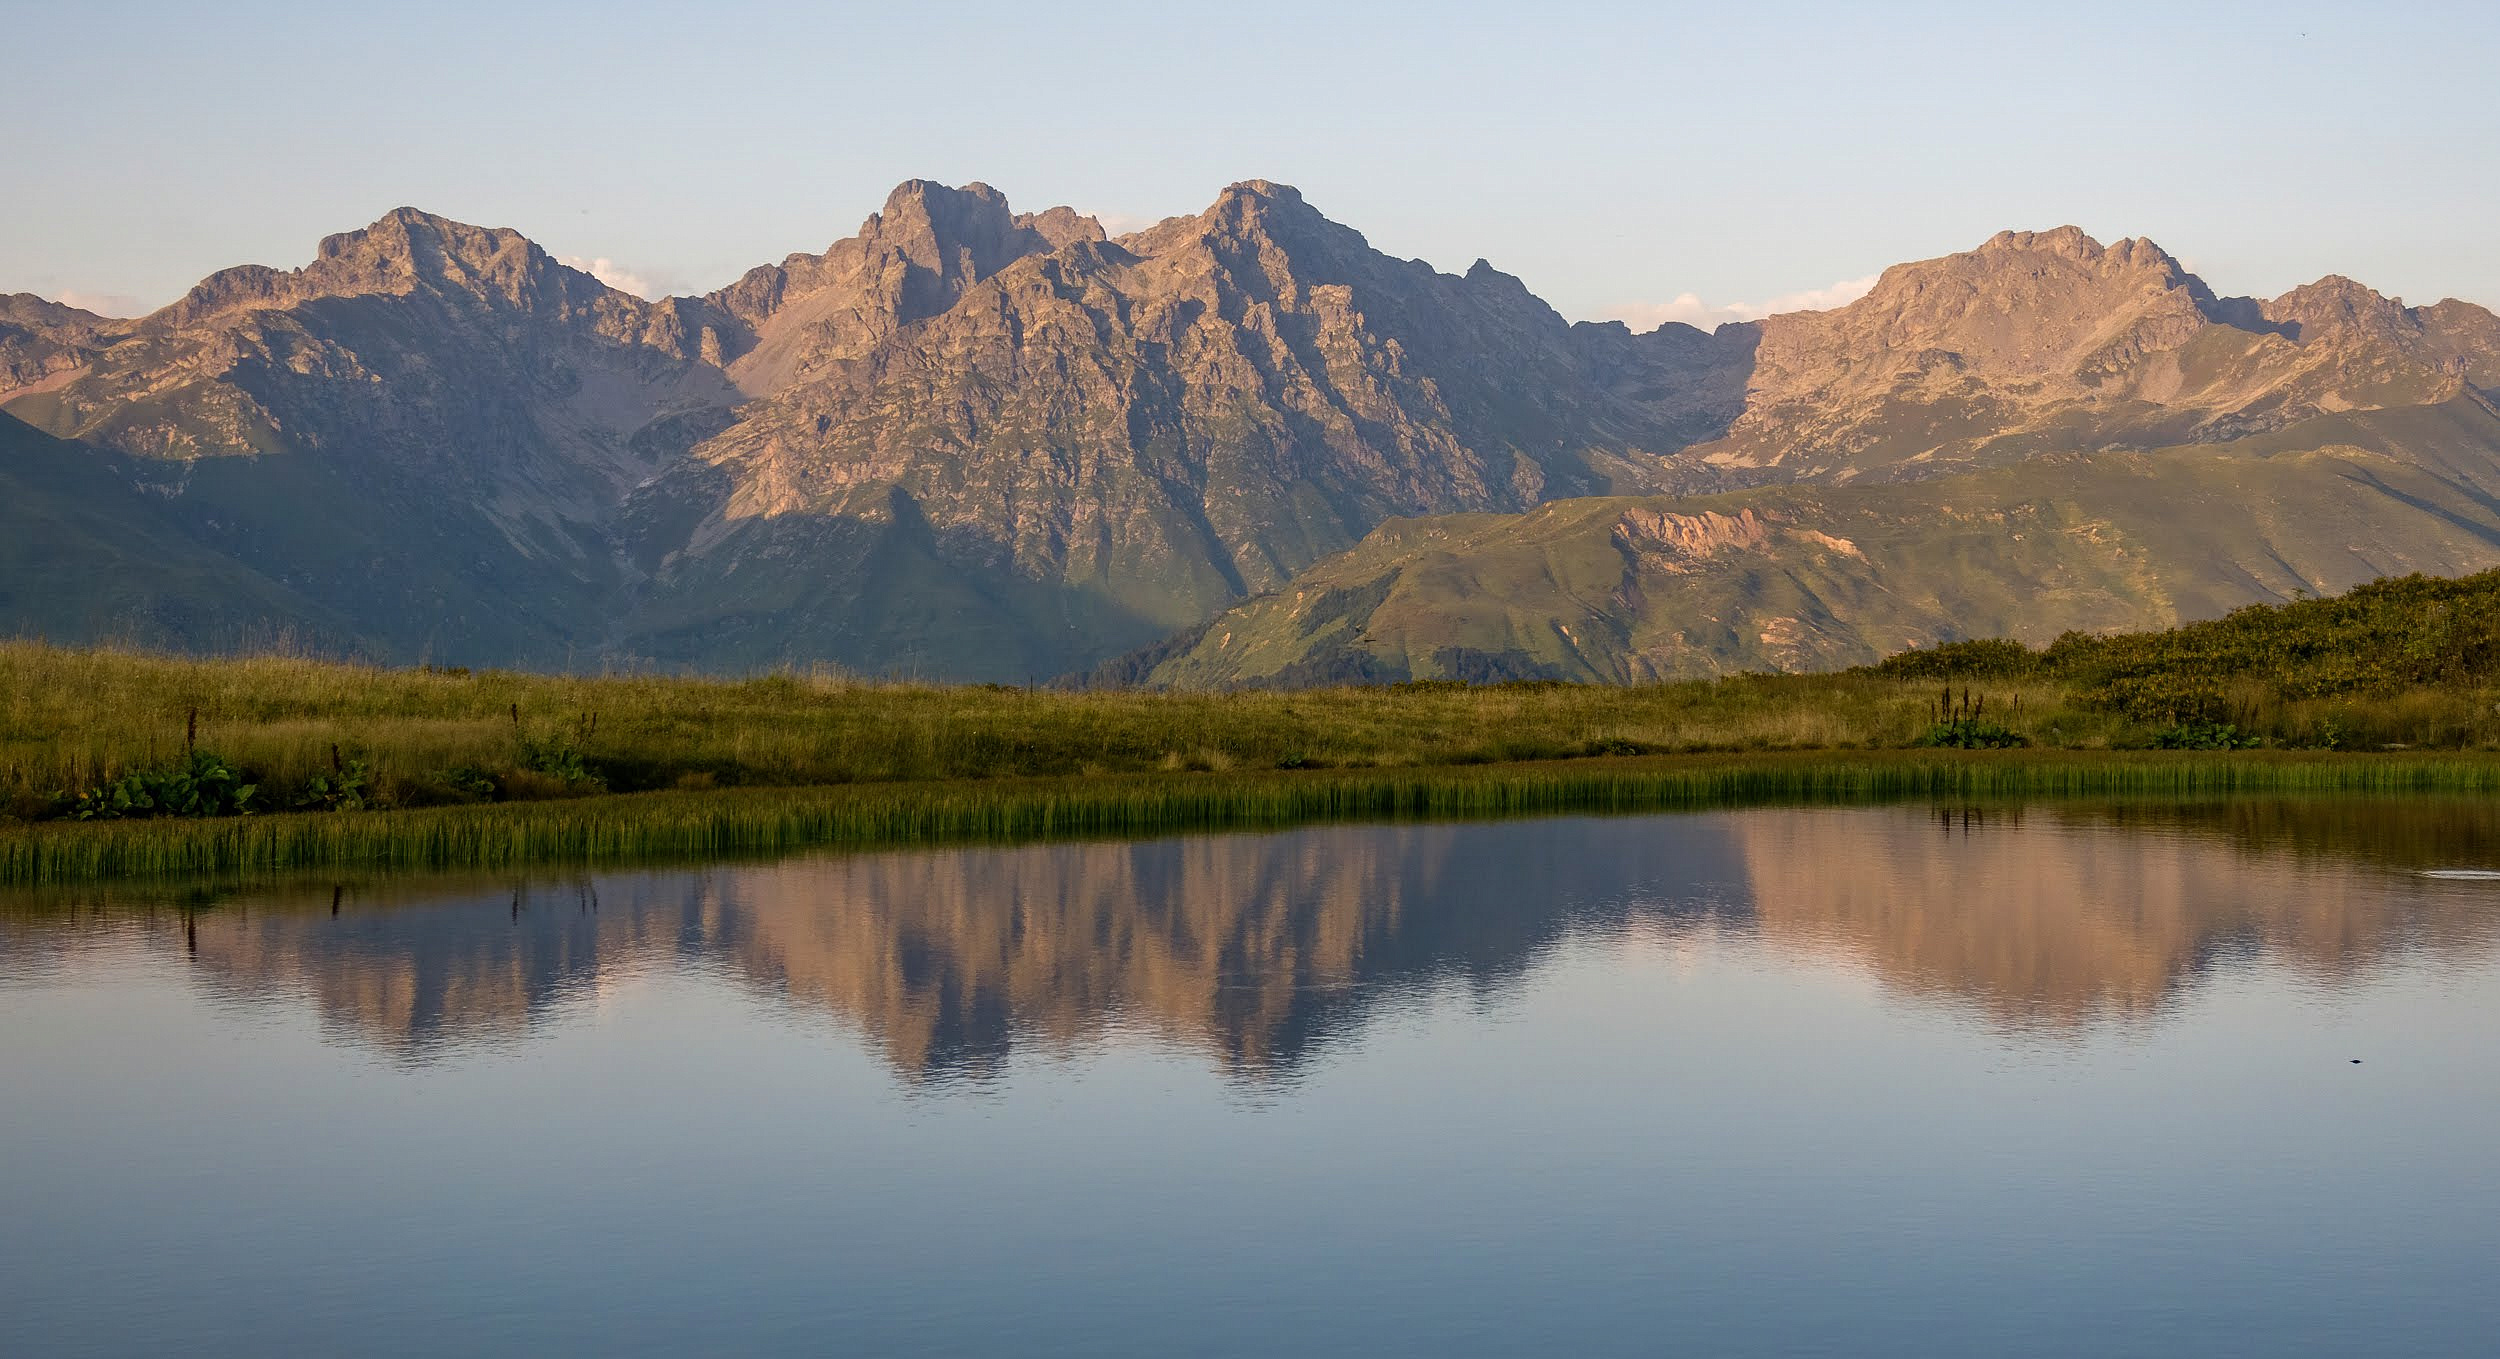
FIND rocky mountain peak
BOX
[856,181,1104,277]
[1975,224,2099,258]
[0,294,123,398]
[2263,275,2413,342]
[330,207,576,303]
[1457,257,1558,318]
[1203,179,1317,233]
[142,206,634,333]
[1218,178,1301,204]
[1745,225,2219,398]
[865,181,1021,272]
[1016,205,1107,250]
[1892,225,2202,304]
[1967,225,2187,276]
[703,180,1106,393]
[1161,178,1384,299]
[2252,279,2500,388]
[1,293,112,332]
[319,205,518,260]
[2418,299,2500,385]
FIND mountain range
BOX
[7,182,2499,683]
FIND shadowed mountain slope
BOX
[0,415,357,652]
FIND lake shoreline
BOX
[9,748,2499,887]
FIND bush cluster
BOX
[1872,570,2500,696]
[44,719,610,824]
[65,750,258,820]
[1867,570,2500,748]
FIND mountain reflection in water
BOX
[7,799,2497,1078]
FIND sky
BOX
[7,0,2498,328]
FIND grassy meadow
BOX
[5,569,2499,882]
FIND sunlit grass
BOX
[1,641,2087,813]
[8,636,2500,884]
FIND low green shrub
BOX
[292,749,371,811]
[401,766,498,806]
[2151,722,2262,750]
[1873,637,2039,680]
[2087,675,2229,726]
[64,750,258,820]
[1915,719,2026,749]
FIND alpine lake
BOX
[4,795,2496,1357]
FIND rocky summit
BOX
[6,182,2500,682]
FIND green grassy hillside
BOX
[1132,403,2500,687]
[1878,567,2500,740]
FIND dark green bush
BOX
[519,736,598,786]
[65,751,258,820]
[397,766,498,807]
[2087,675,2230,726]
[2152,722,2263,750]
[516,710,608,793]
[292,757,371,812]
[1915,719,2027,749]
[1872,637,2040,680]
[2041,571,2500,696]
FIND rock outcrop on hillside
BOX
[0,294,122,399]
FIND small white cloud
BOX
[1601,292,1734,332]
[1092,212,1158,237]
[558,255,675,300]
[1599,274,1878,333]
[52,288,149,318]
[1769,274,1881,314]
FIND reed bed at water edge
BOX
[10,750,2500,886]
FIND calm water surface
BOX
[4,799,2498,1356]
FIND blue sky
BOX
[8,0,2497,326]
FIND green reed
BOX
[9,750,2498,886]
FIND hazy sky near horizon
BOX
[7,0,2497,328]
